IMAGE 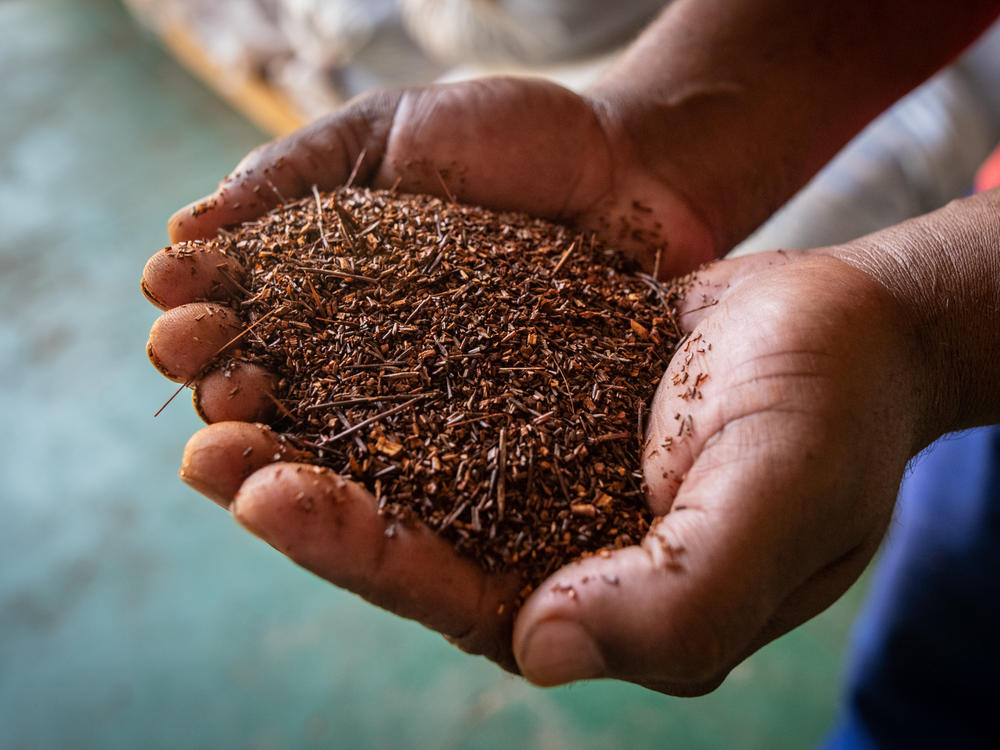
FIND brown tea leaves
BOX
[210,187,683,590]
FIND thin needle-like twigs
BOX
[324,395,429,444]
[312,184,330,249]
[345,147,367,189]
[550,240,577,277]
[193,185,689,593]
[153,306,285,417]
[434,168,456,203]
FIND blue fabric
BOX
[821,427,1000,750]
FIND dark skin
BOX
[145,0,1000,694]
[167,78,716,275]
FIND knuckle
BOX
[447,609,516,672]
[664,612,732,686]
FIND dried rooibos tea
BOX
[202,187,685,592]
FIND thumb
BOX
[511,494,787,695]
[510,325,784,693]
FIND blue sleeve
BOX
[821,426,1000,750]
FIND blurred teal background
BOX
[0,1,868,747]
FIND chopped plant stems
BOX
[201,187,686,592]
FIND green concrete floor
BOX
[0,1,870,747]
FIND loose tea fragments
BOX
[198,187,685,590]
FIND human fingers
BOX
[165,78,590,243]
[180,417,523,665]
[179,421,306,508]
[508,308,762,692]
[141,243,247,310]
[147,302,280,423]
[230,461,522,669]
[168,90,402,243]
[512,408,885,694]
[369,78,608,216]
[513,264,905,693]
[146,302,243,383]
[193,362,277,424]
[167,79,613,242]
[143,237,282,423]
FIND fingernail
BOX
[518,619,605,686]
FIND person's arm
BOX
[590,0,1000,252]
[838,189,1000,434]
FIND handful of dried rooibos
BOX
[204,187,684,591]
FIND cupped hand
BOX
[143,77,931,694]
[146,76,718,423]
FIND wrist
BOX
[586,0,1000,257]
[831,189,1000,446]
[587,87,792,256]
